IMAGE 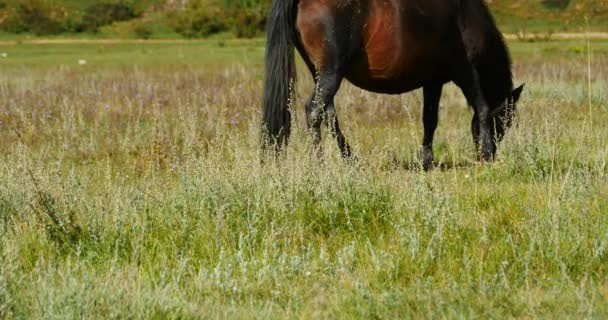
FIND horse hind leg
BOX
[325,99,352,158]
[297,2,360,159]
[304,90,322,156]
[305,72,345,157]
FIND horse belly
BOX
[345,0,456,94]
[345,53,438,94]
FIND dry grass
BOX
[0,41,607,318]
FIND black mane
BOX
[473,1,514,108]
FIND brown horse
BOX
[262,0,524,170]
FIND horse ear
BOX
[512,84,524,103]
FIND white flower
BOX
[1,53,7,58]
[78,59,87,65]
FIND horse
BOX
[261,0,524,170]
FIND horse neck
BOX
[477,31,514,109]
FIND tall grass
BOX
[0,42,607,318]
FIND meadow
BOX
[0,38,607,318]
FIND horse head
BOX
[472,84,525,147]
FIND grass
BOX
[492,0,608,33]
[0,39,607,318]
[0,39,265,69]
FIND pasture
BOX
[0,38,607,318]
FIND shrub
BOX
[81,2,139,33]
[233,8,266,38]
[63,14,85,33]
[0,0,67,35]
[0,6,24,33]
[133,22,153,39]
[169,6,229,38]
[223,0,271,9]
[168,2,270,39]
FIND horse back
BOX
[296,0,482,94]
[357,0,463,88]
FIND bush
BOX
[168,7,229,38]
[0,0,271,38]
[62,14,85,33]
[233,8,266,38]
[0,0,67,35]
[133,22,153,39]
[223,0,271,9]
[81,2,139,33]
[168,2,269,39]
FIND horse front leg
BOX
[421,84,443,171]
[456,67,495,161]
[472,69,495,161]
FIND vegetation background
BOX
[0,0,607,39]
[0,0,607,319]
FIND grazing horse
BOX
[261,0,524,170]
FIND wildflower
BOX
[78,59,87,65]
[1,53,7,58]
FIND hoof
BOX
[479,141,496,162]
[422,158,434,171]
[344,154,359,165]
[422,149,434,171]
[479,149,496,162]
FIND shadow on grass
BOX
[542,0,570,10]
[386,156,478,172]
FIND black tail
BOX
[261,0,297,150]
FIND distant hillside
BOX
[160,0,608,32]
[490,0,608,32]
[0,0,606,38]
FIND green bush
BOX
[63,14,85,33]
[223,0,270,38]
[233,8,266,38]
[133,21,153,39]
[168,7,229,38]
[81,2,139,33]
[0,6,23,33]
[223,0,271,9]
[0,0,67,35]
[168,1,269,39]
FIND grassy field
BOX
[492,0,608,33]
[0,38,607,318]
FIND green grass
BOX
[0,39,607,318]
[491,0,608,32]
[1,38,605,71]
[0,39,265,70]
